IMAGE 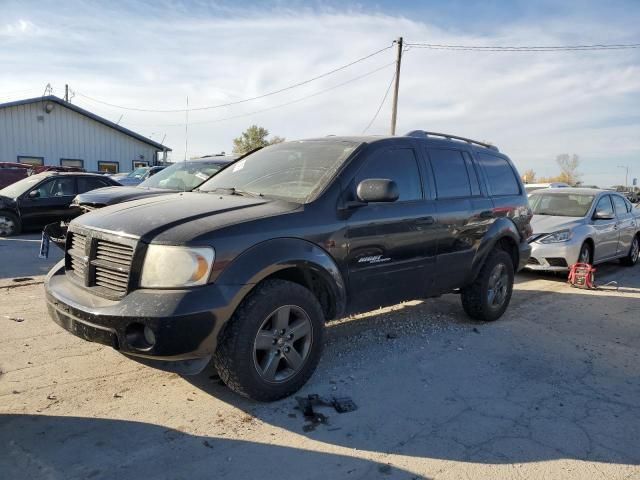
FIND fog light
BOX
[143,326,156,346]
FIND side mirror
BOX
[356,179,399,203]
[28,190,40,199]
[593,210,614,220]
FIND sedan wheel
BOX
[0,213,19,236]
[578,243,592,264]
[621,236,639,266]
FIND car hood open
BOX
[71,191,300,243]
[530,215,585,234]
[75,186,170,207]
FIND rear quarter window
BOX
[476,153,521,196]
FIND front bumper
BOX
[45,260,251,374]
[524,238,582,271]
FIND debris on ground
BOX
[12,277,34,283]
[295,394,358,432]
[3,315,25,323]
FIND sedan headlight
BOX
[539,230,572,243]
[140,245,214,288]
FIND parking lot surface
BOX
[1,234,639,479]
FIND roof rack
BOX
[404,130,499,151]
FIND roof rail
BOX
[404,130,499,151]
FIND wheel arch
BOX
[470,217,521,282]
[214,238,347,321]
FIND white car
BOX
[526,188,640,271]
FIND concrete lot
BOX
[1,234,639,479]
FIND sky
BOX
[1,0,639,187]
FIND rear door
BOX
[612,194,636,256]
[592,195,619,261]
[345,145,437,311]
[423,147,493,292]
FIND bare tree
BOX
[556,154,581,185]
[521,169,536,184]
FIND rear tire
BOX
[620,235,639,267]
[213,279,325,402]
[0,211,20,236]
[461,249,514,322]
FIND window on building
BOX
[17,156,44,167]
[77,176,111,193]
[133,160,150,169]
[356,148,422,201]
[60,158,84,169]
[476,153,521,196]
[427,149,471,199]
[98,161,119,174]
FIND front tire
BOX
[578,241,593,265]
[621,235,639,267]
[0,211,20,236]
[461,249,515,322]
[213,279,325,402]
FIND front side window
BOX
[530,193,595,217]
[31,177,76,198]
[476,153,520,196]
[199,140,360,203]
[427,149,471,199]
[355,148,422,201]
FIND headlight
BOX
[140,245,214,288]
[539,230,572,243]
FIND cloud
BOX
[0,1,638,186]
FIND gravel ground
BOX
[1,234,639,479]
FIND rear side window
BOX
[612,195,628,216]
[476,153,520,196]
[77,177,109,193]
[427,149,471,199]
[356,148,422,201]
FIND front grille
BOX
[65,230,136,297]
[527,257,540,265]
[67,233,87,280]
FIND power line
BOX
[111,61,396,128]
[405,42,640,52]
[74,44,394,113]
[362,69,396,134]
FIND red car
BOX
[0,163,31,189]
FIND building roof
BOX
[0,95,171,151]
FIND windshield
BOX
[198,140,360,202]
[140,161,228,190]
[128,167,150,178]
[529,193,595,217]
[0,175,44,198]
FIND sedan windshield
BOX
[198,140,360,203]
[529,193,595,217]
[127,167,150,178]
[0,175,44,198]
[140,161,228,191]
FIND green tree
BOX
[232,125,285,155]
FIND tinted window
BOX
[356,148,422,201]
[427,149,471,199]
[612,195,628,216]
[78,177,109,193]
[462,152,481,196]
[595,196,614,216]
[32,177,76,198]
[477,153,520,196]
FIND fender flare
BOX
[215,238,347,319]
[470,217,521,280]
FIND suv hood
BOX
[75,186,169,207]
[530,215,585,234]
[72,192,299,243]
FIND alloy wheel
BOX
[579,245,591,264]
[487,263,509,308]
[0,215,16,236]
[253,305,313,383]
[632,238,639,263]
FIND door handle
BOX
[416,216,435,225]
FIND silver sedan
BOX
[525,188,640,271]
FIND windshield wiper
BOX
[208,187,263,198]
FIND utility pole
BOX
[390,37,403,136]
[618,165,629,190]
[64,84,69,102]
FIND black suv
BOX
[45,132,532,401]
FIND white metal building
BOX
[0,95,170,173]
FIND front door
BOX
[19,177,77,228]
[345,146,437,312]
[612,194,636,256]
[592,195,619,261]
